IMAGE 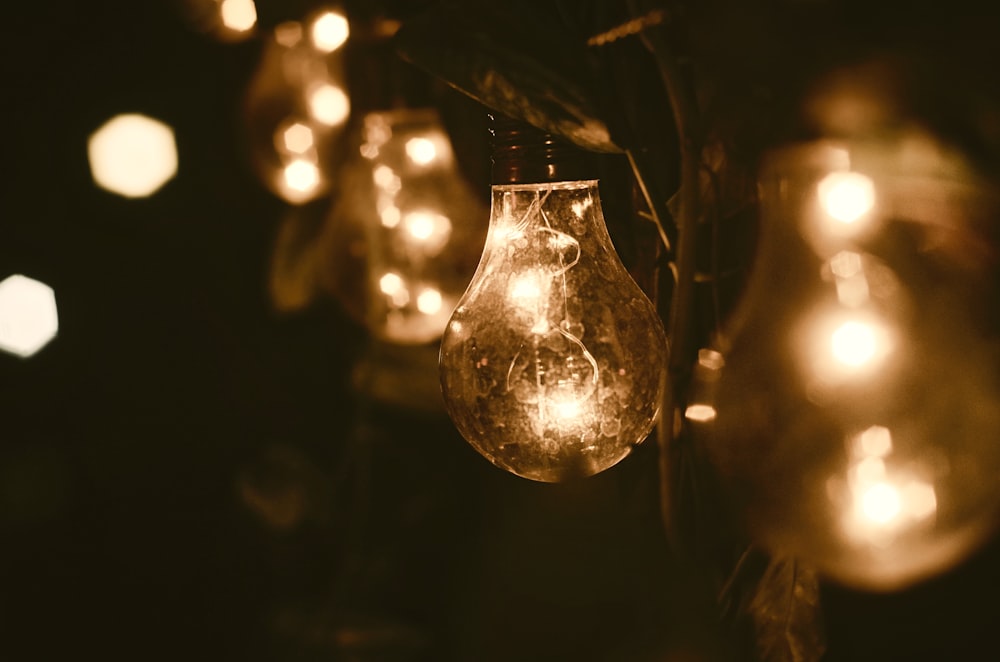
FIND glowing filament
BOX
[309,84,349,127]
[310,11,348,52]
[818,171,876,225]
[405,137,437,165]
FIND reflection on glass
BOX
[0,274,58,359]
[88,114,178,198]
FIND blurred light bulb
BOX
[177,0,257,42]
[219,0,257,32]
[88,114,177,198]
[323,109,487,345]
[0,274,58,358]
[440,180,666,482]
[700,138,1000,590]
[243,18,349,204]
[310,10,349,53]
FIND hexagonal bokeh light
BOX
[0,275,59,358]
[88,113,178,198]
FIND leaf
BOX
[394,0,621,152]
[749,556,826,662]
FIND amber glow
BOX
[283,159,320,196]
[416,288,443,315]
[684,404,717,422]
[405,137,437,165]
[220,0,257,32]
[818,171,876,225]
[310,11,349,53]
[281,122,314,154]
[308,84,349,126]
[88,114,178,198]
[0,275,59,359]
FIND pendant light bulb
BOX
[439,119,666,482]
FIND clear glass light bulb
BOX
[439,180,667,482]
[698,137,1000,590]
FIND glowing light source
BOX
[817,171,875,225]
[283,159,320,195]
[401,211,452,254]
[831,319,878,367]
[220,0,257,32]
[860,482,902,525]
[0,275,58,359]
[440,180,667,482]
[88,114,177,198]
[405,137,437,165]
[416,288,443,315]
[281,122,314,154]
[309,84,350,126]
[310,11,349,52]
[684,404,717,422]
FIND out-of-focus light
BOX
[310,11,349,53]
[831,319,878,367]
[309,84,349,127]
[274,21,303,48]
[379,272,409,307]
[405,137,437,165]
[0,275,58,359]
[856,425,893,457]
[283,159,320,194]
[281,122,314,154]
[220,0,257,32]
[88,114,177,198]
[818,171,875,225]
[684,403,717,422]
[416,288,443,315]
[380,206,401,228]
[860,482,902,525]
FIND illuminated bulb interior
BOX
[281,122,314,154]
[817,171,876,225]
[220,0,257,32]
[309,84,349,127]
[88,114,178,198]
[405,137,437,165]
[310,11,349,53]
[0,274,59,358]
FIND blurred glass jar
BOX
[695,135,1000,590]
[243,9,351,204]
[325,108,487,345]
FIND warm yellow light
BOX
[684,404,717,422]
[380,206,401,228]
[379,272,409,307]
[697,348,725,371]
[818,171,875,225]
[830,251,863,278]
[88,114,177,198]
[553,399,583,420]
[831,319,878,367]
[372,165,399,191]
[281,122,314,154]
[220,0,257,32]
[903,481,937,519]
[416,288,443,315]
[856,425,892,457]
[0,275,58,359]
[860,482,902,525]
[509,273,544,309]
[308,84,349,127]
[310,11,349,52]
[405,137,437,165]
[283,159,320,193]
[274,21,303,48]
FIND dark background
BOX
[2,1,1000,661]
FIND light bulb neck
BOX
[489,114,596,185]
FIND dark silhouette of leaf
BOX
[394,0,620,152]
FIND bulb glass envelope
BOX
[699,136,1000,590]
[440,180,666,482]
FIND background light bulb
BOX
[243,7,350,204]
[439,179,666,482]
[699,137,1000,590]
